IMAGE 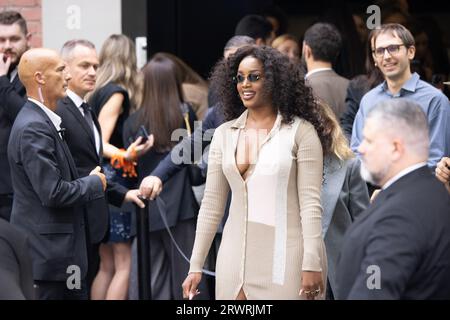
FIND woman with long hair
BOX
[89,34,151,300]
[183,45,332,300]
[123,53,207,299]
[318,101,369,299]
[158,52,209,120]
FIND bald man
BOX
[336,99,450,299]
[8,48,106,300]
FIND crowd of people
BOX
[1,0,450,300]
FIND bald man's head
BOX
[18,48,71,110]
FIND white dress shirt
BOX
[382,162,428,190]
[28,98,63,139]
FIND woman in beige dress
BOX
[182,46,332,300]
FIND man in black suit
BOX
[56,39,148,296]
[0,11,30,221]
[336,98,450,299]
[0,218,34,299]
[8,48,107,299]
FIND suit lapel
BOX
[351,184,394,230]
[63,97,98,152]
[28,102,79,179]
[321,156,349,234]
[12,75,26,96]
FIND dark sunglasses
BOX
[233,73,261,84]
[372,44,406,57]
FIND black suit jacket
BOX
[8,101,104,281]
[123,104,200,232]
[56,97,127,243]
[0,73,27,196]
[336,166,450,299]
[0,218,34,299]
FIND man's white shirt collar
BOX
[28,98,62,133]
[66,89,85,109]
[305,67,333,79]
[382,162,427,190]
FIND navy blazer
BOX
[336,166,450,299]
[152,104,225,183]
[0,73,27,198]
[56,97,127,243]
[8,101,104,281]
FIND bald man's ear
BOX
[35,71,45,85]
[392,139,404,161]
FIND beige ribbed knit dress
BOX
[189,110,327,300]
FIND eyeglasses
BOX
[372,44,406,58]
[233,73,261,84]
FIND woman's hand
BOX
[124,135,154,161]
[300,271,324,300]
[182,272,202,300]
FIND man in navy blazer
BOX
[336,98,450,299]
[0,11,30,221]
[56,39,147,294]
[8,48,106,299]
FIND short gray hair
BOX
[367,98,429,157]
[60,39,95,60]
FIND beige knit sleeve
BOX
[295,120,324,272]
[189,126,230,273]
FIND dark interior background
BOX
[122,0,450,78]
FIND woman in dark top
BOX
[123,53,208,300]
[88,34,152,300]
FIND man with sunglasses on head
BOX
[351,23,450,169]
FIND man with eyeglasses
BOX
[351,23,450,169]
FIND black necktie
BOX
[81,102,95,131]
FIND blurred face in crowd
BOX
[65,45,98,98]
[236,56,267,110]
[372,31,415,82]
[276,39,300,62]
[358,117,396,186]
[0,22,31,67]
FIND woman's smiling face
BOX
[236,56,267,110]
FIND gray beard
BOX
[360,161,389,187]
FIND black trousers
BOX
[0,194,13,221]
[34,280,88,300]
[129,218,213,300]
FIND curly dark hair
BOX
[209,45,332,154]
